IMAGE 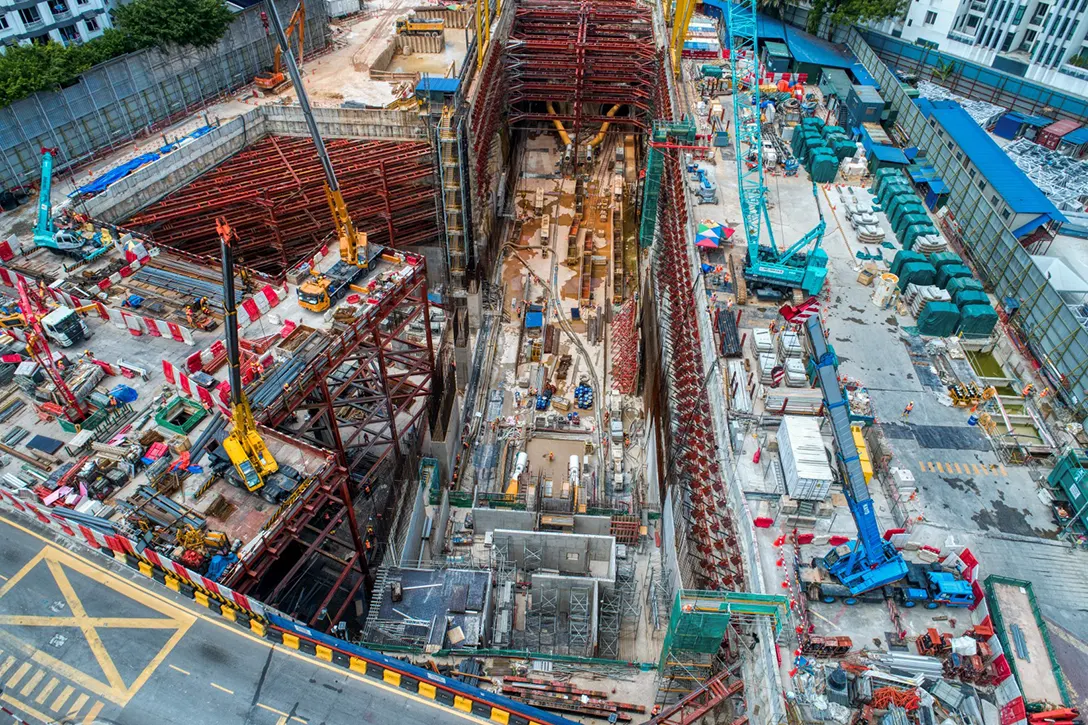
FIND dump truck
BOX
[395,17,444,35]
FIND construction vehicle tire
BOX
[792,288,804,305]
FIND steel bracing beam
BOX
[127,136,441,276]
[225,259,435,631]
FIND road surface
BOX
[0,512,484,725]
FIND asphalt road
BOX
[0,512,484,725]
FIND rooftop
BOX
[915,98,1067,223]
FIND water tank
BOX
[872,273,898,309]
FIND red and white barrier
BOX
[162,360,229,414]
[0,487,265,618]
[238,284,288,326]
[0,235,29,262]
[96,254,151,291]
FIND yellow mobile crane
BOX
[216,217,278,491]
[263,0,371,313]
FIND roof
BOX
[870,144,909,164]
[415,77,460,94]
[915,98,1067,222]
[850,63,878,87]
[850,85,883,103]
[1032,255,1088,294]
[1021,114,1055,127]
[764,41,790,57]
[1061,127,1088,145]
[716,3,862,70]
[1042,119,1081,137]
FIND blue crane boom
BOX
[803,313,908,594]
[723,0,827,298]
[33,148,99,257]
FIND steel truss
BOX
[224,259,435,631]
[649,55,745,592]
[505,0,657,144]
[127,136,441,276]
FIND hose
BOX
[588,104,622,148]
[545,102,572,146]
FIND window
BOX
[76,0,89,4]
[956,150,963,161]
[908,18,913,25]
[947,140,954,150]
[1067,22,1077,40]
[84,15,97,31]
[18,7,42,24]
[990,194,999,205]
[1001,208,1011,220]
[967,14,980,27]
[1059,17,1070,36]
[59,23,79,42]
[925,10,938,24]
[969,168,977,179]
[1001,32,1014,51]
[0,14,8,30]
[1003,2,1014,20]
[978,179,986,191]
[1013,4,1026,23]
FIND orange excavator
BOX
[255,0,304,93]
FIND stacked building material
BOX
[903,284,950,317]
[917,81,1005,127]
[936,264,974,289]
[917,301,961,336]
[957,305,999,338]
[897,261,937,291]
[947,277,984,298]
[126,135,440,276]
[912,234,948,256]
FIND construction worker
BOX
[901,401,914,420]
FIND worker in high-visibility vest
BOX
[901,401,914,420]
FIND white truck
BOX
[40,307,92,347]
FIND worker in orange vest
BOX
[901,401,914,420]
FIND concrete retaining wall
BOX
[494,529,616,584]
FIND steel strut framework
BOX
[224,259,434,629]
[649,54,745,595]
[127,136,440,276]
[505,0,656,145]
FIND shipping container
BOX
[778,416,834,501]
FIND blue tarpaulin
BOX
[158,124,214,154]
[525,311,543,329]
[74,153,160,196]
[869,144,909,165]
[1061,127,1088,145]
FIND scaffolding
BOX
[639,119,695,248]
[611,298,639,395]
[438,106,471,289]
[568,587,592,657]
[1004,138,1088,212]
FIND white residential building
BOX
[0,0,111,48]
[869,0,1088,95]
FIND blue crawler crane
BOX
[802,314,909,594]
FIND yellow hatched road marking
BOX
[210,682,234,695]
[1000,464,1007,475]
[82,701,105,724]
[67,692,89,717]
[952,462,963,474]
[0,655,15,679]
[168,664,190,675]
[35,676,59,704]
[935,462,945,473]
[51,684,75,712]
[6,661,31,688]
[1,691,57,724]
[19,667,45,696]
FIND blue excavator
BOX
[34,148,108,260]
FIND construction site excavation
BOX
[2,0,1088,723]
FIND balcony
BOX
[969,1,987,11]
[23,18,45,31]
[1060,63,1088,80]
[51,7,72,20]
[948,30,976,44]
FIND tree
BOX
[806,0,907,35]
[113,0,236,49]
[758,0,790,18]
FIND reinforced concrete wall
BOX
[471,508,535,534]
[493,530,616,585]
[0,0,329,190]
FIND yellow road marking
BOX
[210,682,234,695]
[19,667,45,696]
[258,703,307,723]
[0,574,7,580]
[82,700,104,724]
[1000,464,1007,476]
[935,462,944,473]
[168,664,190,675]
[0,655,15,679]
[6,661,31,688]
[67,692,89,716]
[2,691,56,724]
[35,676,59,704]
[0,513,484,725]
[0,545,195,706]
[952,462,963,474]
[51,684,74,712]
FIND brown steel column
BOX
[371,324,403,464]
[321,379,370,586]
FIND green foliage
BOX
[0,0,235,107]
[806,0,907,35]
[757,0,789,18]
[1069,53,1088,69]
[113,0,235,49]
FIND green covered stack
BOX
[936,263,973,288]
[870,167,905,198]
[953,289,989,307]
[918,301,961,336]
[930,251,963,270]
[897,261,937,290]
[958,304,999,338]
[891,250,926,276]
[902,222,940,251]
[947,277,984,297]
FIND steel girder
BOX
[226,260,435,631]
